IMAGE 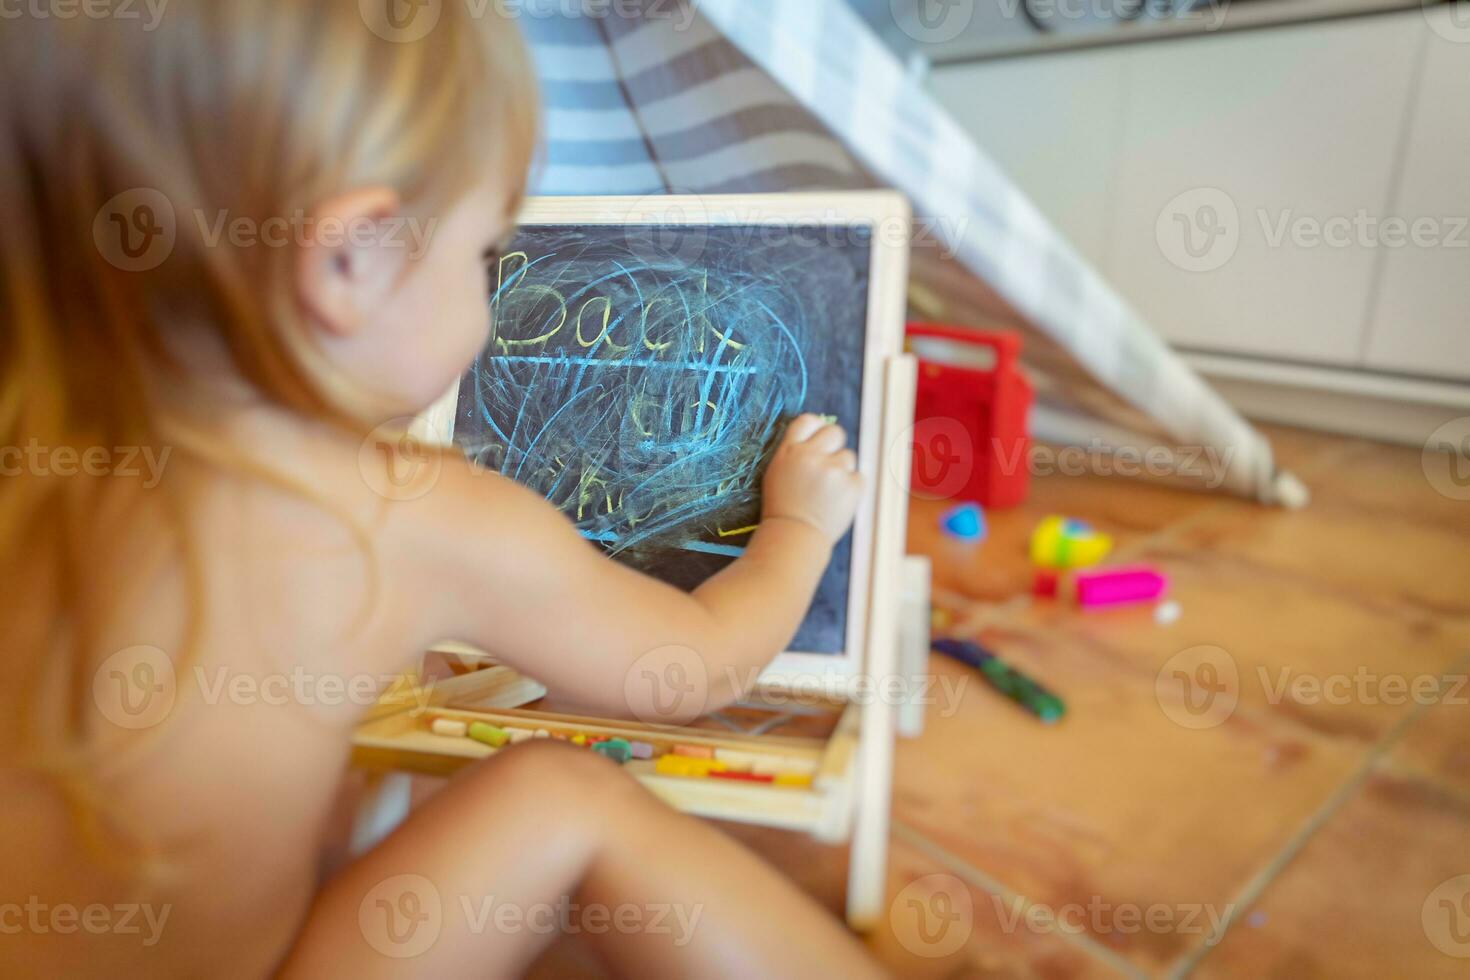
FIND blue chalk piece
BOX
[940,503,986,542]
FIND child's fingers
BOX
[808,424,847,454]
[834,449,858,473]
[782,413,825,445]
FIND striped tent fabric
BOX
[515,0,1297,503]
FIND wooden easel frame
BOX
[353,194,926,928]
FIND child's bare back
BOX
[1,4,884,977]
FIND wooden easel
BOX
[350,194,927,928]
[351,563,929,930]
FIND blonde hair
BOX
[0,0,537,865]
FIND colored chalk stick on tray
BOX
[592,738,632,763]
[430,718,468,738]
[425,717,815,786]
[467,722,509,748]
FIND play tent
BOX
[511,0,1305,505]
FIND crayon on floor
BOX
[1074,565,1168,609]
[932,638,1066,723]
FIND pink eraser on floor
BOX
[1075,566,1168,609]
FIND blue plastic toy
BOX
[940,502,987,542]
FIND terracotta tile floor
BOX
[532,425,1470,977]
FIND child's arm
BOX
[397,414,861,721]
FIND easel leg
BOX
[845,706,893,931]
[897,556,932,739]
[845,558,930,928]
[846,357,919,931]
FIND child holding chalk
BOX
[0,3,883,977]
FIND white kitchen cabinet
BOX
[928,48,1129,269]
[1107,17,1424,365]
[1363,9,1470,382]
[926,12,1468,435]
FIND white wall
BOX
[929,8,1470,416]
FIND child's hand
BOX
[761,414,863,544]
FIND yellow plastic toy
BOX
[1029,515,1113,570]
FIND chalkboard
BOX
[452,223,873,654]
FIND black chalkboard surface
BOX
[453,223,872,654]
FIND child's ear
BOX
[295,186,406,339]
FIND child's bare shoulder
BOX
[367,451,597,630]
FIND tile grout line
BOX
[1162,649,1470,979]
[927,431,1406,978]
[891,819,1151,980]
[1372,756,1470,810]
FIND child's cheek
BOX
[459,288,493,370]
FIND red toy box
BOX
[905,323,1033,509]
